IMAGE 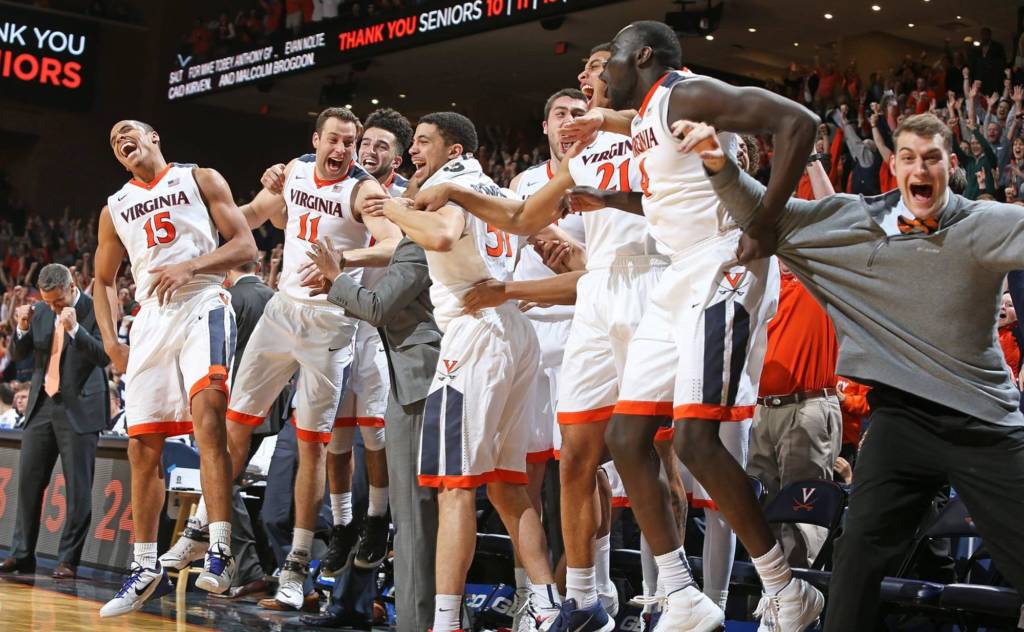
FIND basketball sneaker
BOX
[195,543,235,594]
[158,519,209,570]
[754,578,824,632]
[99,561,173,617]
[654,585,723,632]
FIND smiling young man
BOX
[96,120,257,616]
[381,111,562,632]
[158,107,401,611]
[688,112,1024,631]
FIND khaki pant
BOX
[747,395,842,567]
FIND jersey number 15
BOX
[143,211,176,248]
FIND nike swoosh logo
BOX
[569,615,594,632]
[117,192,129,201]
[328,347,343,352]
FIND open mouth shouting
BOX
[324,155,346,175]
[908,182,935,206]
[118,138,139,161]
[411,156,427,181]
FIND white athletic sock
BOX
[192,497,208,527]
[654,546,694,595]
[433,594,462,631]
[289,528,314,560]
[752,542,792,596]
[640,534,660,599]
[330,493,353,526]
[208,521,232,552]
[367,485,389,517]
[565,566,598,608]
[529,582,562,613]
[594,534,615,597]
[135,542,158,569]
[514,567,529,590]
[702,509,734,610]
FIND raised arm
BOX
[345,178,403,267]
[93,206,129,373]
[238,159,294,230]
[668,76,819,258]
[383,198,465,252]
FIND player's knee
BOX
[486,480,522,512]
[604,416,646,465]
[675,420,717,469]
[360,425,386,451]
[127,436,163,471]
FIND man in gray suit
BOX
[299,235,440,631]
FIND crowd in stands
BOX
[181,0,420,61]
[756,27,1024,205]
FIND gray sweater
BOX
[710,160,1024,426]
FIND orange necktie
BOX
[44,319,64,397]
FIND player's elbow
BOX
[430,234,457,252]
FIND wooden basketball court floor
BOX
[0,571,335,631]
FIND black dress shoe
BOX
[51,563,76,579]
[0,557,34,573]
[299,607,371,630]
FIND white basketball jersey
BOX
[631,70,738,254]
[107,163,222,303]
[418,157,518,331]
[279,157,373,304]
[567,132,658,267]
[512,161,585,321]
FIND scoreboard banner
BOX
[167,0,622,101]
[0,1,96,110]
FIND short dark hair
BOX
[543,88,587,120]
[893,113,954,152]
[315,107,361,135]
[590,42,611,56]
[0,383,12,406]
[364,108,414,155]
[739,134,760,176]
[624,21,683,69]
[235,257,259,274]
[418,112,478,154]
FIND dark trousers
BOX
[11,395,98,567]
[824,387,1024,631]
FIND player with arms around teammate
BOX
[415,47,667,632]
[379,112,562,632]
[96,120,258,617]
[561,21,821,631]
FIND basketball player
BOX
[414,45,670,632]
[244,109,412,575]
[165,108,401,611]
[560,21,822,630]
[379,112,561,632]
[95,120,258,616]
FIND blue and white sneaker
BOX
[99,561,173,617]
[541,598,615,632]
[158,520,209,570]
[195,543,235,594]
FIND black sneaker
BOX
[353,515,390,569]
[319,523,359,578]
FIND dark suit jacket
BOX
[228,275,285,435]
[228,275,276,376]
[11,291,110,434]
[327,237,441,406]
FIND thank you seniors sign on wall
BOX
[0,3,96,109]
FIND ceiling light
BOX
[871,4,881,11]
[908,23,915,27]
[371,98,379,105]
[956,15,962,19]
[345,104,352,109]
[974,41,981,47]
[748,27,757,32]
[451,102,457,106]
[793,42,799,47]
[824,13,833,19]
[306,111,317,116]
[705,34,714,40]
[399,93,406,99]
